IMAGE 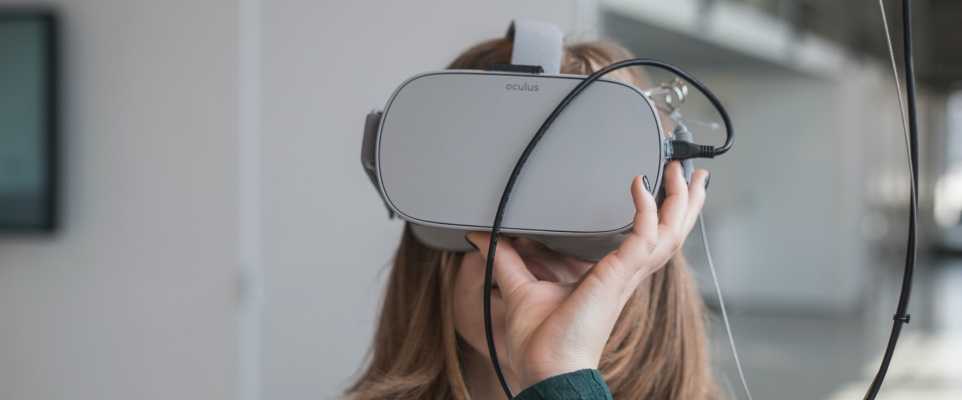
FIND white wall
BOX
[686,67,897,312]
[702,65,910,313]
[257,1,594,397]
[0,1,240,399]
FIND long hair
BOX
[346,38,718,400]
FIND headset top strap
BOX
[506,18,564,74]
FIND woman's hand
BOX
[465,161,709,390]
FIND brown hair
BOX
[346,38,718,400]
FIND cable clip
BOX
[893,314,911,324]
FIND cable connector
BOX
[667,139,714,160]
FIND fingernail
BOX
[704,173,711,190]
[642,175,652,193]
[464,234,479,251]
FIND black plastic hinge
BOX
[486,64,544,74]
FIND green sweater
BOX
[515,369,612,400]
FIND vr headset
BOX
[360,19,726,261]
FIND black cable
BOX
[482,59,733,399]
[863,0,918,398]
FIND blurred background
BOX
[1,0,960,399]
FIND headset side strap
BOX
[361,110,394,219]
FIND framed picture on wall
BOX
[0,9,58,232]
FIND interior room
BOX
[1,1,960,399]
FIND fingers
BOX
[629,175,658,241]
[613,174,659,271]
[682,169,709,233]
[655,162,689,252]
[586,163,707,298]
[466,232,536,297]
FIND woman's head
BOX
[346,37,717,400]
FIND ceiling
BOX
[745,0,962,90]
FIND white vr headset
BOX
[360,19,729,260]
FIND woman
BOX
[346,37,717,400]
